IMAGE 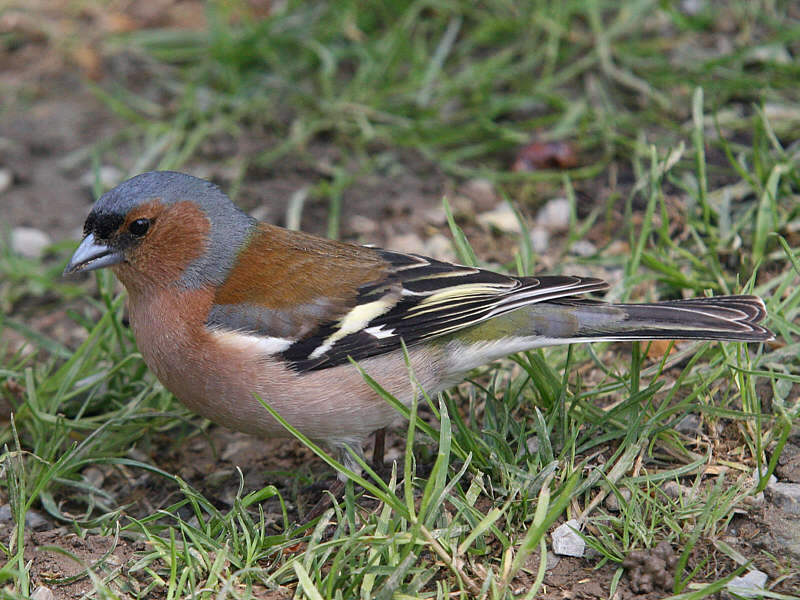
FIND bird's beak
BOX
[63,233,124,275]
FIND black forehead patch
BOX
[85,210,125,240]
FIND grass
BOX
[2,0,800,598]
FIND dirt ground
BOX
[1,2,798,598]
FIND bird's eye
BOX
[128,218,150,237]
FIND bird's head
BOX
[65,171,255,291]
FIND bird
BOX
[64,171,772,478]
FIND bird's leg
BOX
[372,427,386,469]
[302,443,364,522]
[303,479,344,522]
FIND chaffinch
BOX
[65,171,772,475]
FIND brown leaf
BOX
[645,339,676,360]
[103,12,140,33]
[72,44,103,81]
[512,140,578,172]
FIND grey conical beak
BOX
[63,233,124,275]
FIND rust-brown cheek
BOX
[113,200,210,294]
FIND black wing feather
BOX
[281,250,608,371]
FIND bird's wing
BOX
[280,250,608,371]
[207,223,391,339]
[207,231,608,371]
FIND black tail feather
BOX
[595,295,772,342]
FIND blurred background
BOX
[3,1,797,247]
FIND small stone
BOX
[206,468,236,488]
[477,203,521,234]
[349,215,378,235]
[127,447,150,463]
[449,195,474,217]
[387,233,427,256]
[420,205,447,226]
[220,437,257,461]
[31,586,55,600]
[460,178,498,212]
[26,509,51,530]
[757,465,778,488]
[529,227,549,253]
[662,481,684,500]
[680,0,704,15]
[721,535,740,546]
[744,44,792,66]
[0,168,12,194]
[424,234,455,262]
[790,426,800,445]
[661,481,698,502]
[105,553,122,567]
[526,436,540,455]
[189,440,207,453]
[83,467,105,488]
[605,488,632,512]
[727,570,768,598]
[741,491,765,508]
[11,227,51,259]
[0,137,21,161]
[0,505,50,530]
[766,481,800,514]
[552,519,584,557]
[570,240,597,257]
[219,487,238,507]
[605,240,630,256]
[758,511,800,560]
[675,413,702,435]
[80,166,124,190]
[536,197,570,231]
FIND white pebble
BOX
[388,233,427,255]
[420,205,447,226]
[570,240,597,257]
[461,178,498,211]
[529,227,550,253]
[349,215,378,235]
[424,234,455,262]
[0,168,12,194]
[675,413,702,435]
[757,465,778,487]
[11,227,51,259]
[552,519,584,557]
[742,491,765,508]
[680,0,704,15]
[604,487,632,512]
[766,481,800,514]
[477,203,521,233]
[80,166,124,190]
[727,570,768,598]
[536,197,571,231]
[31,587,55,600]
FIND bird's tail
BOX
[442,295,771,374]
[565,295,772,343]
